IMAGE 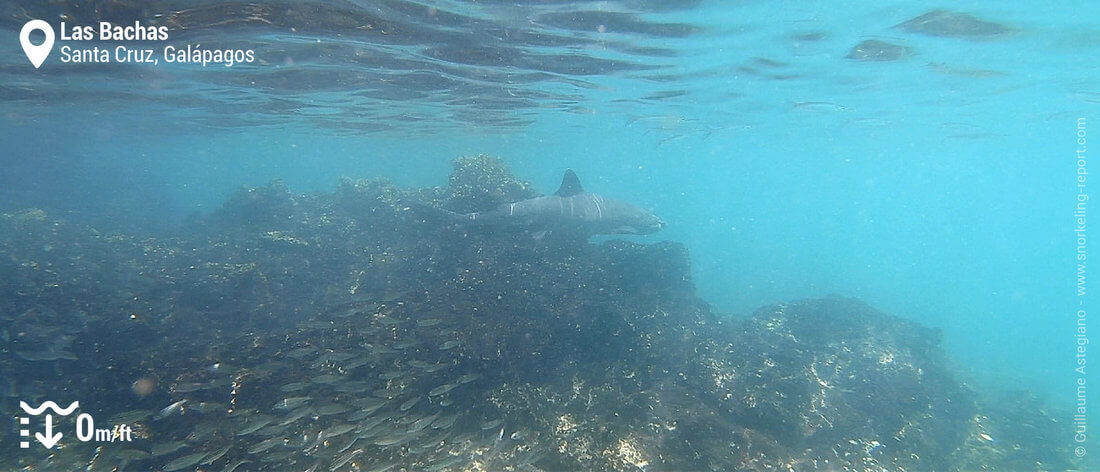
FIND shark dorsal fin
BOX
[555,169,585,197]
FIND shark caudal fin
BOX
[555,169,585,197]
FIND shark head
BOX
[627,211,665,234]
[609,204,664,234]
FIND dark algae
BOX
[0,157,1079,470]
[845,40,914,62]
[894,10,1016,40]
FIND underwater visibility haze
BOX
[0,0,1095,470]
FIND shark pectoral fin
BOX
[531,230,549,240]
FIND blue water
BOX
[1,0,1096,465]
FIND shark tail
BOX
[407,201,471,224]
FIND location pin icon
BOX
[20,20,54,69]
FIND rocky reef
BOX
[0,156,1078,471]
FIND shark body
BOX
[444,170,664,237]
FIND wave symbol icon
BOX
[20,401,79,416]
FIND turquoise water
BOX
[1,0,1096,468]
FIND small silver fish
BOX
[255,422,291,436]
[274,397,310,410]
[422,363,450,373]
[280,382,310,392]
[116,448,151,463]
[399,396,421,411]
[343,356,371,370]
[481,419,503,430]
[247,436,285,454]
[428,383,457,396]
[333,381,370,393]
[286,347,317,358]
[322,423,357,438]
[171,382,207,393]
[312,374,344,384]
[236,416,274,435]
[357,415,388,432]
[315,403,352,416]
[330,352,356,362]
[154,399,187,420]
[347,409,373,422]
[110,409,153,424]
[457,373,481,384]
[201,445,232,465]
[373,435,409,447]
[330,448,363,471]
[393,339,419,349]
[408,412,441,432]
[151,440,188,457]
[373,388,403,399]
[222,459,253,472]
[164,451,210,471]
[262,450,295,462]
[378,371,406,380]
[189,401,227,414]
[279,406,312,426]
[431,413,460,430]
[378,316,404,326]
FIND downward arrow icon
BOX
[35,414,62,449]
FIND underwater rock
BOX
[444,154,538,213]
[0,160,1078,471]
[950,390,1077,470]
[895,10,1015,40]
[208,178,297,230]
[333,176,407,222]
[704,297,974,470]
[332,176,428,249]
[846,39,913,62]
[601,240,696,301]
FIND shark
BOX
[429,169,664,237]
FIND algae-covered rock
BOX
[444,154,537,212]
[0,158,1079,471]
[708,298,974,470]
[208,179,297,230]
[333,176,406,221]
[950,390,1077,470]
